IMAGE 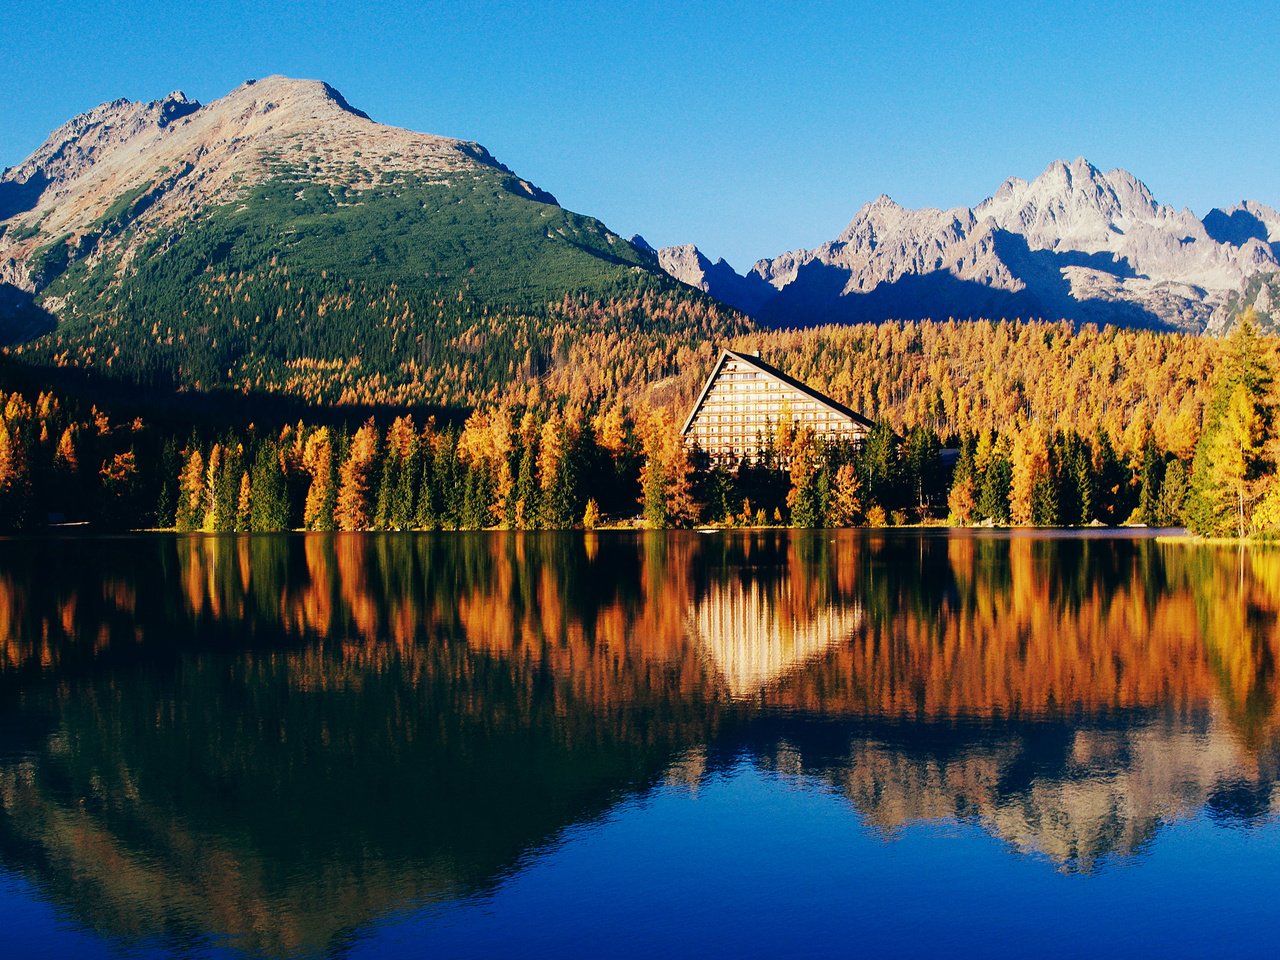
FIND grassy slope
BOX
[12,164,739,406]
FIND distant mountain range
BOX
[650,157,1280,332]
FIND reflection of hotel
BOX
[682,349,874,463]
[688,579,862,698]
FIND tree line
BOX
[2,313,1278,537]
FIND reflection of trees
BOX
[1169,543,1280,749]
[1,532,1280,949]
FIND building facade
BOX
[682,349,874,463]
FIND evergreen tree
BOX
[787,428,826,527]
[249,442,290,531]
[514,438,539,529]
[154,437,179,528]
[414,442,441,530]
[461,464,492,529]
[1137,439,1166,525]
[861,421,902,515]
[98,451,141,530]
[392,438,420,529]
[641,456,668,528]
[903,425,943,519]
[1091,431,1128,525]
[977,438,1013,524]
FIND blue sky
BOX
[2,0,1277,268]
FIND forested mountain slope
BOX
[0,77,744,406]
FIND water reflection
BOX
[0,531,1278,955]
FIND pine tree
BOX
[977,438,1013,524]
[1136,439,1166,525]
[249,442,290,532]
[461,464,492,529]
[207,442,242,533]
[861,421,902,515]
[1156,459,1189,527]
[414,441,440,530]
[154,437,178,528]
[903,425,942,519]
[393,438,420,529]
[787,428,825,527]
[1091,431,1128,525]
[99,450,140,530]
[514,437,539,529]
[641,456,668,527]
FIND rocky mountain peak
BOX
[0,77,531,299]
[657,243,772,316]
[975,156,1160,241]
[628,233,657,256]
[226,76,373,121]
[658,157,1280,332]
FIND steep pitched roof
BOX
[681,349,876,435]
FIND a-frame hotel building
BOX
[682,349,874,463]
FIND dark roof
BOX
[681,349,877,435]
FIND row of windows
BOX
[691,415,861,431]
[695,412,853,425]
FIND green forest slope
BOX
[8,163,744,407]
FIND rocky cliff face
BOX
[656,244,773,316]
[660,157,1280,332]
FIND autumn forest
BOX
[2,309,1278,538]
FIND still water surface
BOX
[1,530,1279,957]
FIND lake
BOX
[1,529,1278,958]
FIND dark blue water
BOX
[1,531,1277,957]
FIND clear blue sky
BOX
[2,0,1277,269]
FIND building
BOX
[682,349,874,463]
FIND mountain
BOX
[0,77,739,406]
[660,157,1280,332]
[656,244,773,316]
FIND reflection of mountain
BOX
[748,708,1266,873]
[1,532,1280,950]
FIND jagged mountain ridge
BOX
[660,157,1280,331]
